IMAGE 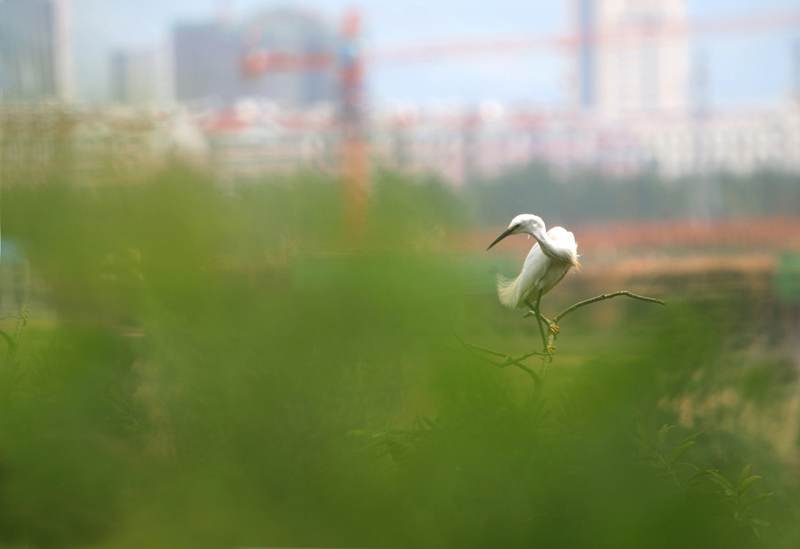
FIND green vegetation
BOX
[0,165,797,547]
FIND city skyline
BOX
[172,8,340,107]
[71,0,800,109]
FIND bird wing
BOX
[514,229,578,307]
[547,227,579,267]
[496,241,546,309]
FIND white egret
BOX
[487,214,579,352]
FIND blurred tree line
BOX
[467,163,800,227]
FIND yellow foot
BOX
[548,323,560,335]
[545,345,556,356]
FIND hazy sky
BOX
[73,0,800,107]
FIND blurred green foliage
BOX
[0,164,796,548]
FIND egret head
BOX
[486,214,545,250]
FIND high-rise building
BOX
[174,20,243,105]
[173,8,339,108]
[570,0,689,118]
[110,48,173,107]
[0,0,73,101]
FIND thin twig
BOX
[451,290,664,398]
[471,343,549,364]
[496,351,544,384]
[0,310,28,364]
[464,343,510,359]
[529,291,662,401]
[501,357,541,384]
[554,291,665,324]
[503,350,548,366]
[522,310,554,325]
[12,309,28,343]
[460,338,543,385]
[451,320,543,385]
[533,330,556,402]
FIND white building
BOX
[0,103,175,186]
[199,100,338,183]
[371,99,800,185]
[630,102,800,178]
[570,0,690,119]
[110,48,174,108]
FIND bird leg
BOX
[524,298,546,350]
[533,291,561,339]
[523,309,559,334]
[526,292,555,355]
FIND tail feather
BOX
[496,274,521,309]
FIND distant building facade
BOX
[173,8,339,108]
[0,0,73,101]
[0,102,173,186]
[371,100,800,185]
[173,21,243,105]
[3,100,797,188]
[631,104,800,178]
[110,48,173,107]
[570,0,690,118]
[198,100,338,183]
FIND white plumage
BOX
[487,214,579,310]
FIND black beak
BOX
[487,228,514,250]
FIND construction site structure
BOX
[241,9,367,238]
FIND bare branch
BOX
[502,350,547,366]
[463,342,510,359]
[522,310,554,325]
[451,290,663,399]
[451,321,543,385]
[554,291,665,324]
[533,330,556,403]
[502,358,541,385]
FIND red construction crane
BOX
[339,10,367,241]
[242,9,367,241]
[374,8,800,65]
[241,6,800,233]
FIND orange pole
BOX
[340,10,368,242]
